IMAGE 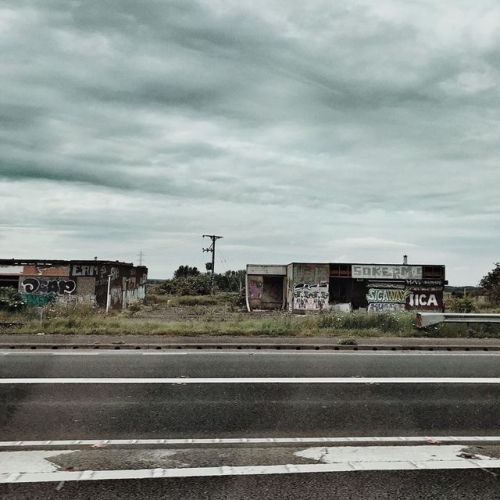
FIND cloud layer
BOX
[1,0,499,284]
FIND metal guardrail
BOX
[416,313,500,329]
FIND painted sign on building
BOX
[352,265,423,280]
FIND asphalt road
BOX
[3,350,500,378]
[2,350,500,440]
[2,349,500,498]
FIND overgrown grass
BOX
[2,302,421,337]
[3,297,500,338]
[145,293,242,308]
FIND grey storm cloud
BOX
[1,0,500,283]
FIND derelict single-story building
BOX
[246,262,446,313]
[0,259,148,310]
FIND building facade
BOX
[246,262,446,313]
[0,259,148,309]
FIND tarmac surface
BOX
[2,347,500,498]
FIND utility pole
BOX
[202,234,223,294]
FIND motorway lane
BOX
[1,349,500,439]
[3,350,500,378]
[2,383,500,439]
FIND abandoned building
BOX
[0,259,148,309]
[246,262,446,313]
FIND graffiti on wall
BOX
[367,286,408,312]
[408,291,440,308]
[22,294,56,306]
[353,265,422,280]
[21,278,76,295]
[368,302,406,312]
[366,281,443,312]
[71,264,119,286]
[248,279,263,300]
[293,282,329,311]
[366,281,407,312]
[366,288,411,304]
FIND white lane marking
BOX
[295,445,489,464]
[1,377,500,384]
[2,350,500,356]
[1,436,500,447]
[0,450,75,473]
[4,458,500,483]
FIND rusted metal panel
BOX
[22,265,70,277]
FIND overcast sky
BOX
[1,1,499,284]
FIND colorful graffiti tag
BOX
[366,288,411,304]
[366,282,409,312]
[22,294,56,306]
[21,278,76,295]
[293,282,329,311]
[368,302,406,312]
[366,281,443,312]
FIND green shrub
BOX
[172,295,218,306]
[446,296,478,313]
[0,288,25,312]
[158,275,212,296]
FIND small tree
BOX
[173,265,200,279]
[479,263,500,304]
[213,270,246,293]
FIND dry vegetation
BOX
[1,293,500,338]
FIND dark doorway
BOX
[0,276,19,290]
[261,276,284,310]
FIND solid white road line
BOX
[1,436,500,447]
[1,377,500,384]
[4,459,500,483]
[2,350,500,356]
